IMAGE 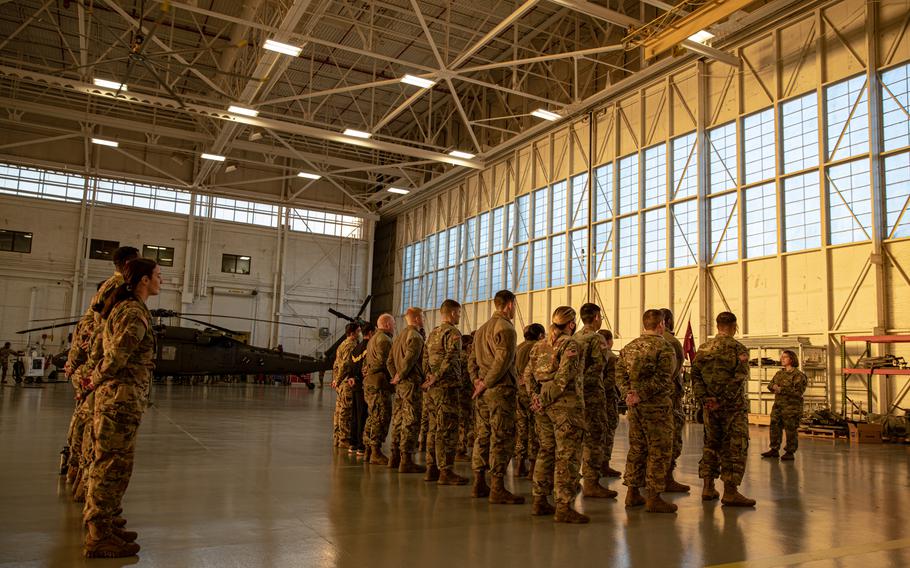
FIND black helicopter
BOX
[16,296,372,384]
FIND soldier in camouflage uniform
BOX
[82,258,160,558]
[692,311,756,507]
[455,334,475,461]
[576,304,618,499]
[514,323,545,479]
[332,323,361,449]
[660,308,691,493]
[617,309,677,513]
[422,300,469,485]
[762,350,808,461]
[525,306,588,523]
[364,314,395,465]
[598,330,622,478]
[471,290,523,505]
[387,307,427,473]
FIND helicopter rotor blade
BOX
[16,320,82,334]
[355,295,372,319]
[150,309,239,335]
[179,313,316,329]
[328,308,355,323]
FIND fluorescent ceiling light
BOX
[93,78,126,91]
[687,30,715,44]
[91,138,118,148]
[298,172,321,180]
[448,150,475,160]
[228,105,258,117]
[201,153,226,162]
[263,39,302,57]
[531,109,560,121]
[401,74,436,89]
[224,164,237,173]
[387,187,410,195]
[343,128,371,139]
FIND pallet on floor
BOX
[798,426,847,439]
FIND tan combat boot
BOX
[83,521,140,558]
[601,462,622,478]
[531,495,556,516]
[489,476,525,504]
[369,446,389,466]
[554,504,590,524]
[582,479,618,499]
[398,452,426,474]
[526,459,536,480]
[702,478,720,501]
[624,486,645,508]
[721,482,756,507]
[664,471,691,493]
[471,470,490,498]
[438,468,469,486]
[424,464,440,481]
[645,489,678,513]
[113,527,138,543]
[387,449,401,469]
[112,517,127,528]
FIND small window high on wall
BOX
[143,244,175,267]
[222,253,251,275]
[89,239,119,261]
[0,229,32,253]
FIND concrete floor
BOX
[1,383,908,568]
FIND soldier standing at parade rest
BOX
[455,333,475,462]
[82,258,160,558]
[761,350,808,461]
[363,314,395,465]
[692,311,756,507]
[617,309,678,513]
[0,341,14,383]
[349,323,375,456]
[471,290,524,505]
[388,307,427,473]
[575,304,618,499]
[422,300,469,485]
[332,323,362,449]
[660,308,691,493]
[597,329,622,478]
[514,323,545,479]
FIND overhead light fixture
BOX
[201,153,226,162]
[448,150,475,160]
[531,108,560,121]
[687,30,715,44]
[224,164,238,173]
[93,78,126,91]
[343,128,371,139]
[228,105,258,117]
[263,39,302,57]
[401,74,436,89]
[91,138,118,148]
[249,132,263,141]
[298,172,321,180]
[387,187,410,195]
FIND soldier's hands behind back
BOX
[472,380,486,399]
[625,390,641,407]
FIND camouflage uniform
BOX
[387,325,425,453]
[83,297,156,530]
[691,334,750,485]
[363,331,393,448]
[617,334,675,493]
[514,339,539,465]
[525,335,585,506]
[332,336,359,447]
[576,327,609,483]
[662,331,686,472]
[456,345,475,456]
[423,322,463,471]
[472,312,518,480]
[768,368,808,454]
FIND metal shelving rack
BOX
[840,335,910,419]
[740,337,828,416]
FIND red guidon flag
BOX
[683,320,697,363]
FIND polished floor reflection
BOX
[1,383,908,568]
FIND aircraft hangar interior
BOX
[0,0,909,566]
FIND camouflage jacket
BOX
[423,322,462,388]
[91,298,156,396]
[691,334,750,409]
[768,368,808,402]
[663,331,685,389]
[473,312,517,389]
[539,334,583,408]
[363,330,393,386]
[466,343,479,384]
[333,336,359,382]
[604,350,617,394]
[616,334,675,405]
[576,327,608,393]
[66,272,123,379]
[387,325,425,383]
[523,339,555,396]
[515,339,536,380]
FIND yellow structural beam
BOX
[640,0,755,60]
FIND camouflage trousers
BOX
[76,392,96,498]
[425,386,460,470]
[624,402,673,493]
[391,379,422,453]
[68,393,95,470]
[769,399,803,454]
[582,387,607,482]
[332,381,353,446]
[419,391,430,448]
[363,384,392,448]
[457,384,474,455]
[472,385,517,478]
[604,392,619,466]
[515,388,538,462]
[532,394,585,505]
[699,405,749,486]
[670,387,685,471]
[83,381,146,528]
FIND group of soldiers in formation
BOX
[331,290,809,523]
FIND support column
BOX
[696,60,710,344]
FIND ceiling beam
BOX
[546,0,641,28]
[680,39,741,67]
[639,0,754,60]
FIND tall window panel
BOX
[490,252,504,294]
[550,235,566,287]
[781,93,819,174]
[708,122,737,194]
[531,240,547,290]
[643,208,667,272]
[435,270,446,307]
[743,109,775,184]
[882,63,910,151]
[744,183,777,258]
[464,217,477,259]
[515,244,529,292]
[825,75,869,161]
[425,234,437,272]
[827,159,872,245]
[446,267,457,301]
[401,278,411,310]
[783,172,822,251]
[532,188,548,239]
[463,260,476,303]
[478,212,491,256]
[413,241,423,279]
[570,228,588,285]
[672,199,698,267]
[436,231,447,270]
[618,154,639,214]
[503,249,513,291]
[476,256,490,300]
[551,181,567,234]
[504,204,515,248]
[593,222,613,280]
[402,245,413,281]
[423,272,434,308]
[594,164,614,221]
[671,132,697,199]
[644,144,667,206]
[709,193,738,263]
[570,173,589,228]
[618,216,639,276]
[516,194,531,242]
[447,226,459,266]
[491,207,504,252]
[884,152,910,239]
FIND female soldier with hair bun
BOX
[761,350,808,461]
